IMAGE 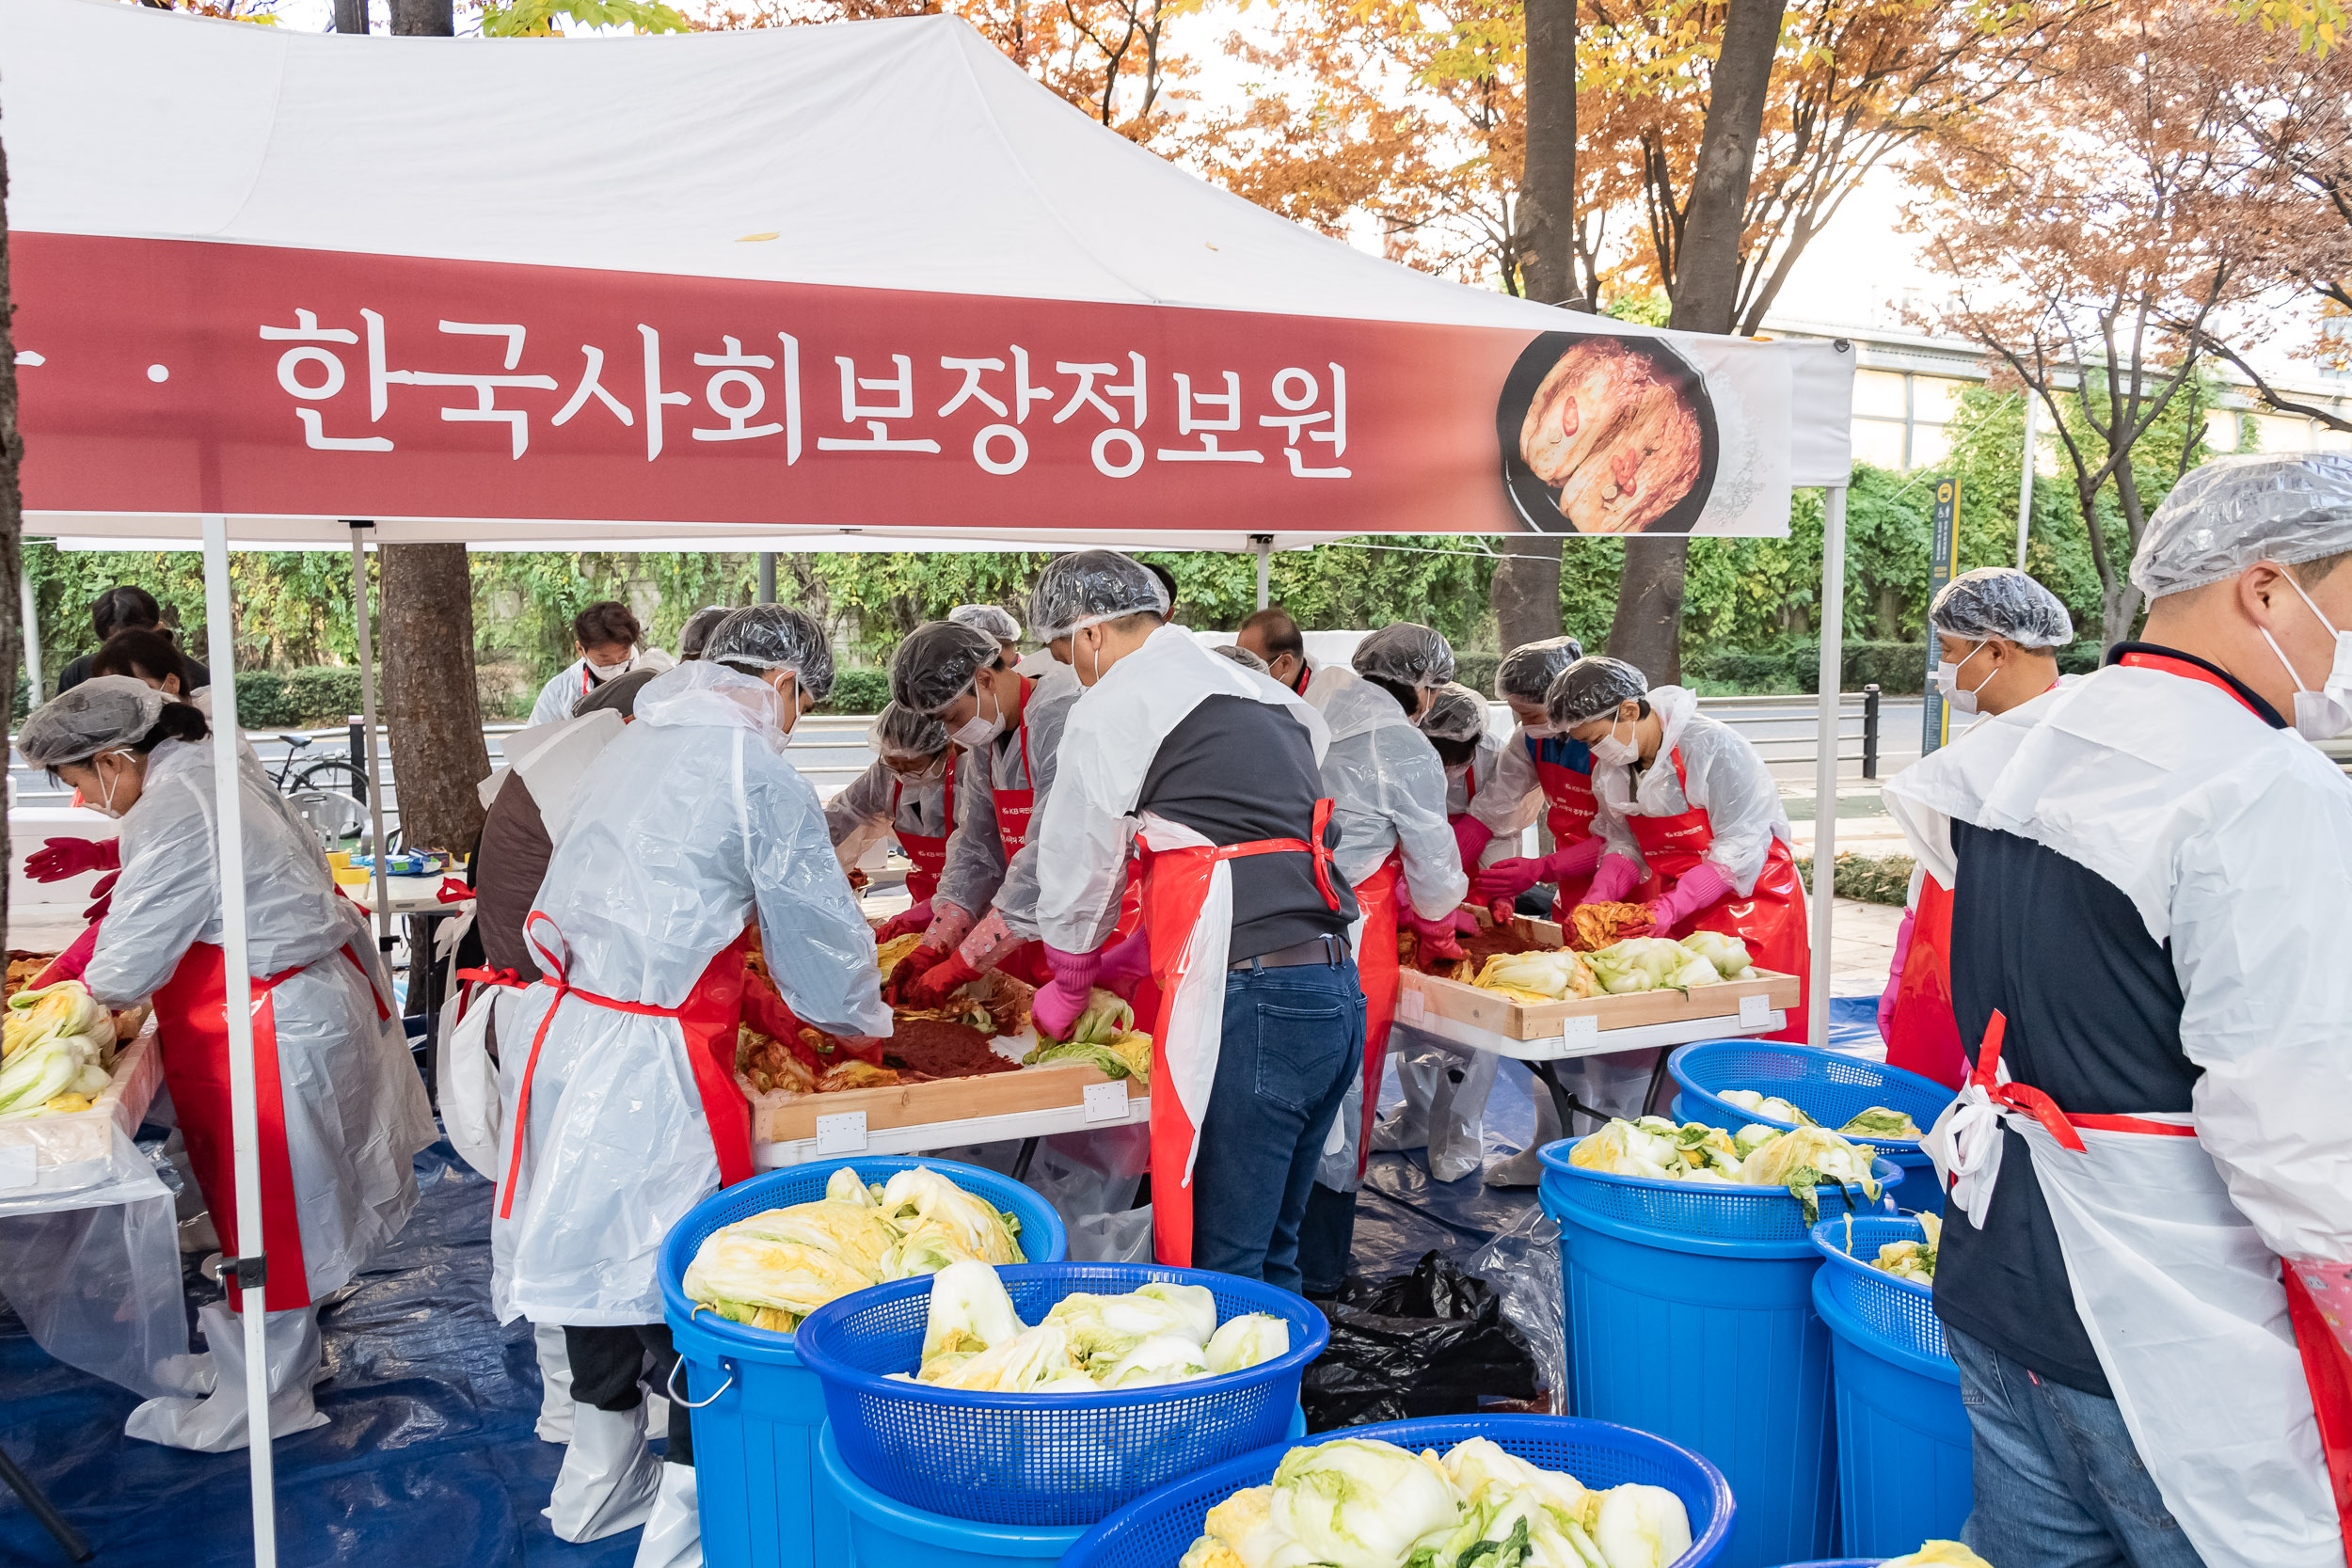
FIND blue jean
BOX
[1188,958,1365,1294]
[1947,1324,2207,1568]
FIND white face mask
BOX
[87,751,134,818]
[1518,715,1559,738]
[2261,567,2352,741]
[586,655,634,681]
[1935,642,1996,717]
[948,682,1004,750]
[1590,716,1638,767]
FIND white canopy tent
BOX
[1,1,1856,1554]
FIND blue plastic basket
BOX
[1062,1415,1735,1568]
[794,1262,1328,1528]
[658,1158,1068,1568]
[1807,1221,1972,1558]
[1670,1041,1955,1217]
[1538,1136,1903,1245]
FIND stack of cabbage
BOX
[1181,1434,1692,1568]
[1882,1544,1991,1568]
[1570,1115,1883,1222]
[1473,933,1755,1005]
[904,1259,1289,1392]
[683,1166,1024,1333]
[1718,1088,1922,1141]
[1867,1212,1940,1284]
[0,981,117,1121]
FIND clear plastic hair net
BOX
[890,621,1002,716]
[2130,452,2352,598]
[677,606,731,660]
[18,676,169,768]
[1930,567,2074,648]
[1352,622,1457,689]
[948,604,1023,643]
[707,605,836,702]
[1214,643,1269,673]
[1028,550,1168,641]
[1420,681,1488,743]
[1548,656,1649,727]
[871,700,950,765]
[1495,636,1585,704]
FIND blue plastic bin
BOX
[795,1262,1327,1527]
[1808,1218,1972,1558]
[1061,1414,1735,1568]
[1539,1140,1903,1568]
[658,1158,1067,1568]
[1669,1040,1955,1216]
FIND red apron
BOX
[993,677,1040,857]
[893,752,956,908]
[1352,856,1403,1178]
[1531,738,1605,912]
[1626,748,1810,1043]
[497,912,754,1221]
[153,939,392,1311]
[1137,801,1343,1267]
[1883,875,1966,1088]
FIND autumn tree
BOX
[1,133,24,950]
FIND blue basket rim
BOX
[815,1421,1092,1549]
[1811,1266,1958,1385]
[792,1261,1330,1410]
[1667,1041,1952,1152]
[1541,1177,1835,1260]
[1536,1136,1904,1196]
[1061,1414,1734,1568]
[655,1155,1067,1356]
[1806,1214,1935,1301]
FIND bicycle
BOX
[268,731,370,800]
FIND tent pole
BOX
[19,554,41,705]
[348,523,391,947]
[2014,396,2039,571]
[758,552,776,605]
[1810,485,1848,1048]
[201,513,279,1568]
[1252,534,1272,610]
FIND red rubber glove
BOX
[25,836,118,883]
[1453,816,1495,871]
[1879,903,1916,1041]
[1579,852,1644,908]
[903,950,981,1008]
[82,871,119,924]
[1469,857,1544,904]
[1031,944,1104,1040]
[876,902,933,943]
[1644,861,1732,934]
[31,921,102,990]
[1402,908,1467,962]
[1096,929,1152,1000]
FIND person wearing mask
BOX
[885,617,1080,1004]
[948,603,1024,664]
[493,608,886,1566]
[1298,625,1473,1293]
[15,679,435,1451]
[1561,657,1810,1044]
[1877,567,2074,1088]
[823,701,956,942]
[1234,606,1318,697]
[675,606,731,663]
[55,585,211,696]
[1030,551,1363,1289]
[529,600,656,726]
[1883,453,2352,1568]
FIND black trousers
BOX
[563,1323,693,1465]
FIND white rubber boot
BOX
[632,1464,703,1568]
[1371,1046,1442,1153]
[124,1301,329,1452]
[1485,1081,1564,1188]
[545,1401,660,1543]
[533,1322,575,1444]
[1426,1048,1502,1183]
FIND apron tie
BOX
[1200,797,1342,911]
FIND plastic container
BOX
[1538,1137,1902,1568]
[795,1262,1327,1527]
[659,1158,1068,1568]
[1061,1414,1736,1568]
[1809,1218,1972,1558]
[1669,1040,1955,1216]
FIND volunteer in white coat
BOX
[528,599,675,726]
[1886,452,2352,1568]
[1029,551,1363,1288]
[16,679,435,1452]
[823,701,955,942]
[495,607,888,1566]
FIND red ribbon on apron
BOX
[1884,874,1967,1089]
[496,912,754,1220]
[1530,738,1606,912]
[1352,855,1403,1179]
[891,751,956,908]
[1137,800,1343,1267]
[993,677,1040,857]
[1625,747,1810,1043]
[153,939,390,1311]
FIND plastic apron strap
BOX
[1351,856,1403,1179]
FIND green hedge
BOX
[1452,651,1500,698]
[1685,641,1931,695]
[232,669,368,729]
[820,667,891,715]
[1796,850,1915,907]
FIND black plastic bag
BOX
[1301,1250,1544,1431]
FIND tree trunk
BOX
[381,544,490,853]
[1606,0,1787,686]
[1491,537,1565,652]
[0,137,24,949]
[389,0,454,34]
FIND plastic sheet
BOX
[1299,1252,1543,1431]
[1463,1203,1566,1418]
[0,1194,189,1400]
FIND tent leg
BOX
[19,557,41,705]
[1810,485,1847,1048]
[348,524,391,947]
[201,513,279,1568]
[1252,534,1272,610]
[758,551,776,605]
[2015,396,2039,570]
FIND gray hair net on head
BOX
[871,701,950,765]
[18,675,169,768]
[1495,635,1585,704]
[1352,622,1456,689]
[1028,550,1169,642]
[890,621,1002,716]
[2130,452,2352,599]
[1931,567,2074,648]
[677,606,732,661]
[1420,682,1488,744]
[1213,643,1269,674]
[948,604,1023,644]
[707,605,836,703]
[1547,656,1650,728]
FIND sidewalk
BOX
[1826,895,1901,998]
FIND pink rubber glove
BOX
[1097,929,1152,999]
[1580,852,1644,908]
[903,951,981,1008]
[1403,907,1468,961]
[31,921,102,990]
[1469,857,1544,904]
[83,870,119,924]
[24,836,118,882]
[1453,816,1495,871]
[1878,904,1917,1040]
[1031,944,1104,1040]
[1472,836,1609,903]
[876,901,933,942]
[1644,861,1733,932]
